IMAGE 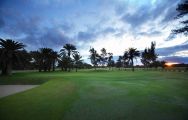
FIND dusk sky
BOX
[0,0,188,64]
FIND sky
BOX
[0,0,188,64]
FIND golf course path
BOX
[0,85,39,98]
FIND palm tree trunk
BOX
[1,63,7,75]
[6,61,12,75]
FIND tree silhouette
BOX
[141,42,158,68]
[51,51,59,71]
[141,49,150,69]
[122,51,129,70]
[116,56,123,70]
[127,48,140,71]
[40,48,53,72]
[31,48,57,72]
[0,39,25,75]
[30,51,43,72]
[89,48,99,70]
[160,61,166,70]
[60,44,76,72]
[73,51,82,72]
[59,50,70,71]
[100,48,107,67]
[13,50,32,70]
[172,0,188,34]
[107,53,114,70]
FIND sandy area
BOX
[0,85,39,98]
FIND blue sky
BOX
[0,0,188,64]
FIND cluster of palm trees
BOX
[89,42,165,71]
[30,48,59,72]
[89,47,140,71]
[89,47,115,70]
[0,38,87,75]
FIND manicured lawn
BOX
[0,70,188,120]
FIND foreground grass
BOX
[0,70,188,120]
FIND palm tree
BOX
[40,48,53,72]
[89,48,99,70]
[51,51,59,71]
[60,44,76,72]
[141,42,158,69]
[30,51,43,72]
[0,39,25,75]
[122,51,129,70]
[100,48,107,67]
[127,48,140,72]
[107,53,113,70]
[116,56,123,70]
[73,52,82,72]
[141,48,150,69]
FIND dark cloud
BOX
[0,8,41,37]
[119,0,180,28]
[0,7,74,50]
[77,27,117,41]
[156,43,188,56]
[77,31,96,41]
[160,56,188,63]
[20,27,71,50]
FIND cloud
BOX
[138,30,162,37]
[20,27,72,51]
[156,43,188,56]
[119,0,179,29]
[77,31,96,41]
[160,56,188,63]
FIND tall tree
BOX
[100,48,107,67]
[51,51,59,71]
[116,56,123,70]
[141,42,158,68]
[127,48,140,72]
[40,48,53,72]
[0,39,25,75]
[60,44,76,72]
[30,51,43,72]
[89,48,99,70]
[31,48,55,72]
[107,53,113,70]
[122,51,129,70]
[13,50,32,70]
[73,51,82,72]
[141,48,150,69]
[172,0,188,34]
[59,51,70,71]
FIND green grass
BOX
[0,70,188,120]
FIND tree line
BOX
[0,38,167,75]
[0,39,92,75]
[89,41,166,72]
